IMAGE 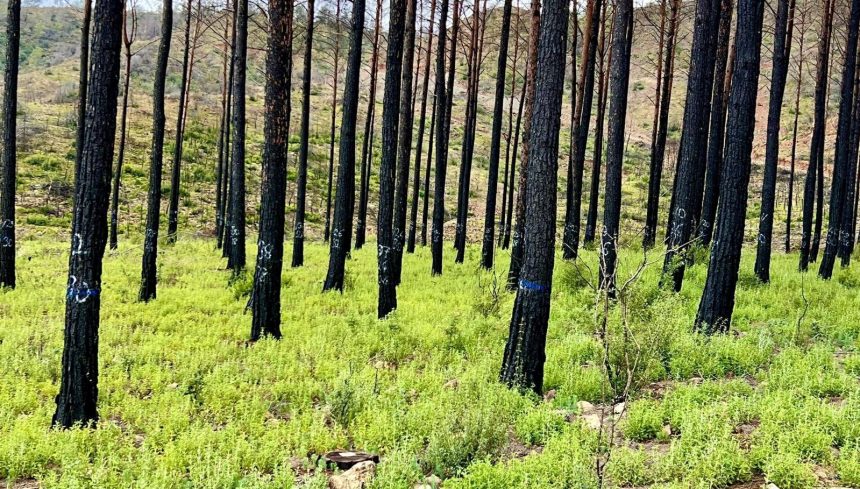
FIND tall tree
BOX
[250,0,292,341]
[841,48,860,265]
[562,0,602,259]
[661,0,721,291]
[503,67,528,250]
[696,0,765,331]
[324,0,342,243]
[0,0,20,289]
[109,1,137,251]
[293,0,315,268]
[323,0,366,291]
[479,0,514,269]
[583,1,610,245]
[499,2,522,249]
[754,0,795,282]
[643,0,680,249]
[53,0,124,428]
[139,0,173,302]
[421,93,436,246]
[818,0,860,279]
[73,0,92,196]
[599,0,632,295]
[393,0,417,284]
[430,0,454,275]
[507,0,540,288]
[377,0,407,317]
[356,0,382,250]
[408,0,437,253]
[698,0,734,247]
[228,0,249,272]
[785,3,806,253]
[220,0,238,256]
[500,0,567,393]
[799,0,833,270]
[215,5,233,249]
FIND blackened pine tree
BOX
[599,0,632,296]
[324,0,342,243]
[503,73,527,250]
[220,0,237,256]
[73,0,92,197]
[109,3,137,251]
[53,0,123,428]
[500,0,567,393]
[818,0,860,279]
[584,3,610,245]
[139,0,173,302]
[753,0,794,282]
[293,0,315,268]
[480,0,513,269]
[698,0,733,247]
[643,0,680,249]
[430,0,451,275]
[562,0,602,259]
[228,0,249,272]
[499,4,522,249]
[786,2,805,253]
[323,0,366,292]
[421,96,436,246]
[166,0,194,244]
[799,0,833,271]
[356,0,382,251]
[408,0,437,253]
[393,0,417,284]
[250,0,292,341]
[0,0,20,289]
[377,0,407,317]
[695,0,765,333]
[661,0,721,291]
[216,4,233,249]
[842,53,860,265]
[507,0,540,288]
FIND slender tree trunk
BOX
[409,0,437,253]
[165,0,194,244]
[480,0,514,269]
[228,0,249,272]
[696,0,765,331]
[507,0,540,287]
[500,0,567,393]
[643,0,680,249]
[0,0,20,289]
[323,0,366,292]
[73,0,92,200]
[139,0,173,302]
[661,0,721,291]
[52,0,123,428]
[754,0,794,282]
[221,0,237,259]
[109,6,135,252]
[599,0,632,296]
[503,72,527,250]
[356,0,382,250]
[216,6,233,249]
[698,0,734,247]
[430,0,456,275]
[393,0,417,283]
[499,4,521,248]
[250,0,292,340]
[584,3,611,245]
[819,0,860,278]
[562,0,602,259]
[839,48,860,265]
[786,19,804,253]
[800,0,833,270]
[421,95,436,246]
[324,0,342,243]
[293,0,315,268]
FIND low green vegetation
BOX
[2,236,860,488]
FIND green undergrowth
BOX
[1,236,860,488]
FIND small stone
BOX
[168,383,179,389]
[766,483,780,489]
[543,389,557,402]
[582,413,602,430]
[662,424,672,437]
[329,461,376,489]
[576,400,594,414]
[443,379,459,390]
[613,402,626,414]
[413,475,443,488]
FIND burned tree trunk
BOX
[53,0,123,428]
[73,0,92,198]
[786,9,805,253]
[324,0,342,243]
[356,0,383,250]
[599,0,632,295]
[250,0,292,340]
[293,0,315,268]
[500,0,567,393]
[696,0,765,332]
[228,0,249,272]
[430,0,454,275]
[584,3,610,245]
[166,0,194,243]
[393,0,417,283]
[754,0,794,282]
[323,0,366,292]
[109,4,136,251]
[499,5,522,249]
[504,72,527,250]
[0,0,20,289]
[139,0,173,302]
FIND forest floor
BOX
[2,237,860,488]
